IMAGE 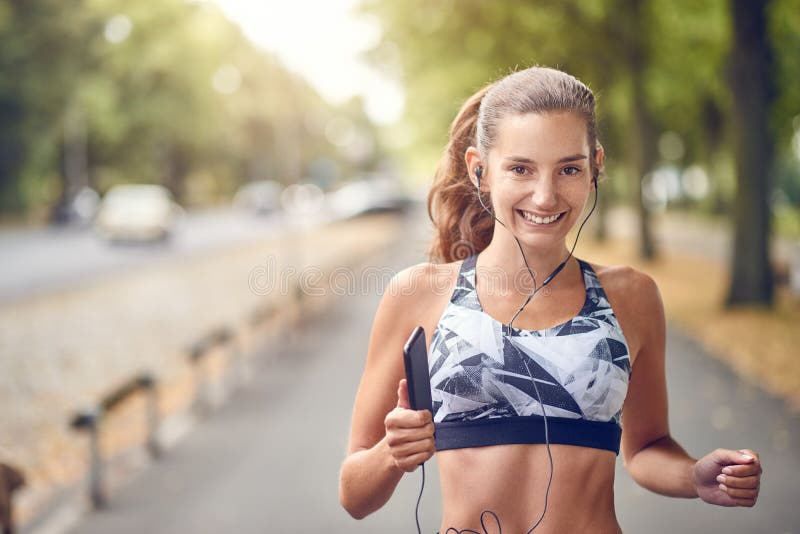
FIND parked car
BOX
[326,177,409,220]
[232,180,283,214]
[94,184,184,243]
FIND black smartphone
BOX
[403,326,433,413]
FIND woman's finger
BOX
[386,428,433,448]
[395,450,435,472]
[737,449,759,463]
[717,474,759,489]
[388,422,434,439]
[396,379,410,409]
[719,484,759,500]
[391,437,436,458]
[385,407,432,430]
[721,462,762,478]
[729,496,757,507]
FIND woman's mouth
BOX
[515,209,565,226]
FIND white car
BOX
[327,177,409,220]
[232,180,283,214]
[94,184,184,243]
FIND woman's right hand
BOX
[384,378,436,472]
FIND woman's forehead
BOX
[491,111,589,160]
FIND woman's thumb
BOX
[397,379,411,409]
[712,448,755,466]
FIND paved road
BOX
[61,206,799,534]
[0,207,289,303]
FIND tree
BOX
[0,0,88,217]
[726,0,775,306]
[617,0,659,259]
[0,0,370,218]
[363,0,685,258]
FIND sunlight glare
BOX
[213,0,404,124]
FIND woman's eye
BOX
[562,166,582,176]
[510,166,527,176]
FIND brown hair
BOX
[426,66,600,263]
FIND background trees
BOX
[0,0,379,220]
[363,0,800,307]
[1,0,798,307]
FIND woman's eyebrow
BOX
[504,154,588,164]
[504,156,536,164]
[558,154,588,163]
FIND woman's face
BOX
[479,111,599,251]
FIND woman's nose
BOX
[532,178,558,210]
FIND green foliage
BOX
[363,0,800,220]
[0,0,379,216]
[769,0,800,154]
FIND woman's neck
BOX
[478,236,573,292]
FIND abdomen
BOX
[437,443,621,534]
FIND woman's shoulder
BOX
[385,259,461,308]
[585,260,664,357]
[370,259,461,351]
[587,261,659,296]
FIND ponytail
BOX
[427,83,494,263]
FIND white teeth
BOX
[519,210,561,224]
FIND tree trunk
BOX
[630,69,658,260]
[726,0,774,306]
[623,0,658,259]
[165,144,189,205]
[0,99,26,216]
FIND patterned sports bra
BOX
[428,253,632,455]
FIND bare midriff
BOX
[436,443,622,534]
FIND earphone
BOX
[413,163,600,534]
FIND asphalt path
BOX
[0,207,288,303]
[62,208,799,534]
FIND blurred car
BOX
[232,180,283,214]
[326,177,409,220]
[94,184,184,243]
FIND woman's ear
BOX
[593,144,605,186]
[464,147,486,191]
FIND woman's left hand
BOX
[692,448,762,507]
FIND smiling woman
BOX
[339,66,763,534]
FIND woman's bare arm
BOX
[614,269,698,496]
[617,269,761,505]
[339,264,437,519]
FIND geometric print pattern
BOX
[429,253,631,427]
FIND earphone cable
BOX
[416,463,425,534]
[523,371,554,534]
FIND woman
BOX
[338,66,762,533]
